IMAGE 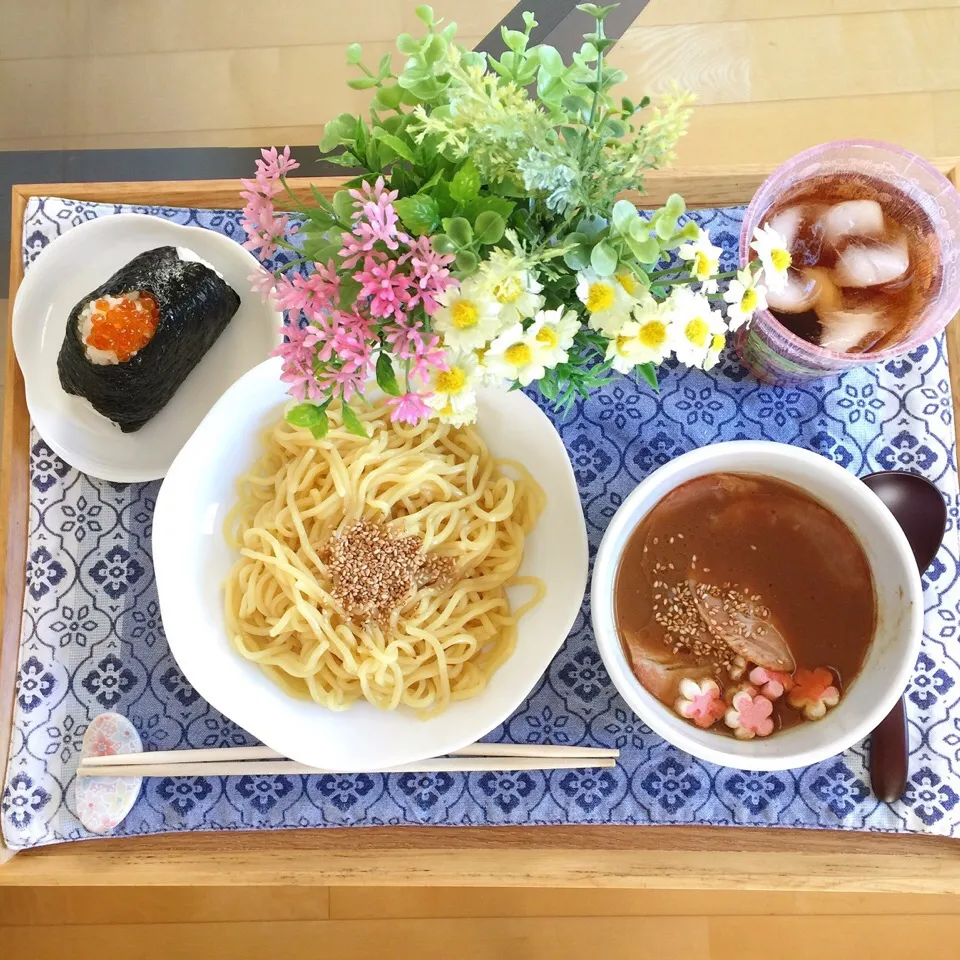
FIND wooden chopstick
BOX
[80,743,619,768]
[77,756,616,778]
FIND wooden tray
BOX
[2,165,960,890]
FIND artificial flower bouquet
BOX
[242,3,790,437]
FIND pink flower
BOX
[339,231,367,269]
[348,175,398,209]
[674,677,726,730]
[355,256,412,319]
[243,208,296,259]
[406,332,447,385]
[259,146,300,180]
[272,323,321,401]
[317,365,366,403]
[749,667,794,701]
[385,392,432,425]
[303,312,343,363]
[353,200,407,251]
[725,689,775,740]
[273,270,337,321]
[403,236,456,314]
[249,267,277,302]
[333,328,374,374]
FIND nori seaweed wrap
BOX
[57,245,241,432]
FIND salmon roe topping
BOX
[85,293,159,362]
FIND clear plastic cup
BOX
[735,140,960,383]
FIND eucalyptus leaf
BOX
[537,44,564,76]
[629,217,652,241]
[422,34,446,64]
[455,250,479,274]
[341,402,369,438]
[375,83,405,109]
[590,239,618,277]
[665,193,686,218]
[414,4,435,26]
[347,76,379,90]
[460,196,515,223]
[655,215,678,240]
[443,216,473,246]
[432,233,457,254]
[345,43,363,65]
[396,32,420,55]
[612,199,638,233]
[473,210,505,245]
[563,245,591,271]
[627,234,661,264]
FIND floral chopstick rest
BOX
[73,712,143,834]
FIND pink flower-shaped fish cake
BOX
[788,667,840,720]
[724,689,774,740]
[749,666,794,700]
[674,677,726,729]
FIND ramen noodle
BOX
[224,402,545,716]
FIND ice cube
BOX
[833,237,909,287]
[767,206,804,249]
[817,307,889,353]
[765,267,839,314]
[822,200,885,244]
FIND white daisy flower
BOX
[703,330,727,371]
[477,249,544,326]
[425,350,479,425]
[472,346,506,388]
[669,287,728,368]
[614,268,648,300]
[629,298,675,364]
[528,307,580,369]
[576,269,636,336]
[485,323,547,386]
[750,224,792,293]
[433,279,502,351]
[678,228,723,293]
[604,322,646,374]
[723,267,768,331]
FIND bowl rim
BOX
[590,440,925,771]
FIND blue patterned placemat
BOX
[3,196,959,849]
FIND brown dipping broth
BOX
[614,473,876,736]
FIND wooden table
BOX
[2,165,960,892]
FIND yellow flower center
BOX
[586,282,615,313]
[535,326,559,349]
[451,300,479,330]
[710,333,725,352]
[637,320,668,349]
[685,317,710,347]
[616,271,639,296]
[740,288,758,313]
[771,248,791,272]
[504,343,532,367]
[435,366,467,395]
[493,276,524,304]
[693,251,716,278]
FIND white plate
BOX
[153,358,589,771]
[12,213,280,482]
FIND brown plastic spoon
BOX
[862,471,947,803]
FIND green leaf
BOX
[422,33,446,64]
[332,190,356,222]
[501,27,527,53]
[443,216,473,246]
[627,234,661,264]
[309,184,336,214]
[577,3,617,20]
[345,42,363,65]
[655,214,678,240]
[537,44,564,76]
[286,403,330,439]
[396,32,420,55]
[341,402,369,438]
[620,96,635,114]
[678,220,700,241]
[347,76,378,90]
[629,217,652,241]
[601,116,627,138]
[375,352,401,396]
[460,196,515,223]
[449,159,481,203]
[635,362,660,392]
[393,194,440,235]
[578,214,606,239]
[563,245,591,271]
[611,199,638,233]
[337,276,362,310]
[455,250,479,274]
[665,193,685,218]
[590,240,618,276]
[473,210,505,245]
[324,151,361,168]
[432,233,457,254]
[374,84,405,110]
[377,52,393,79]
[414,4,435,27]
[375,131,416,163]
